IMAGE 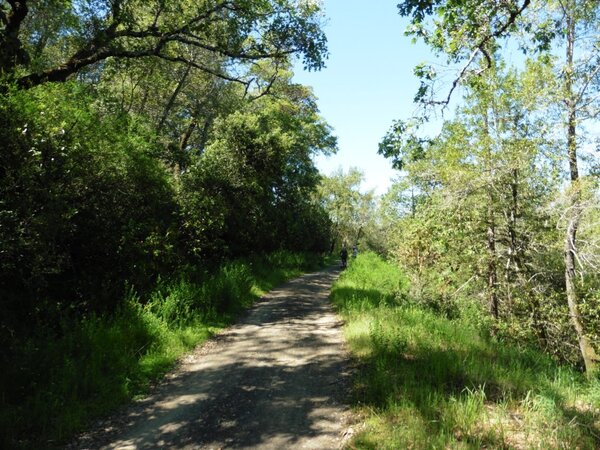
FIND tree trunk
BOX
[483,100,499,321]
[487,200,499,320]
[158,62,193,132]
[179,118,197,154]
[563,10,598,377]
[197,117,213,155]
[507,168,520,275]
[0,1,30,73]
[565,205,598,375]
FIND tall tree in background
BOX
[317,168,375,252]
[381,60,558,325]
[181,81,336,259]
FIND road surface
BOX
[70,266,352,450]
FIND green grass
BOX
[333,252,600,449]
[1,250,324,449]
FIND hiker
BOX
[340,244,348,269]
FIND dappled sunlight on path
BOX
[70,267,352,450]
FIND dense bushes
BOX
[0,70,333,449]
[0,80,333,328]
[0,84,177,317]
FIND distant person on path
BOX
[340,244,348,269]
[352,245,358,259]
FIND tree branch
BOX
[0,0,30,70]
[155,53,250,87]
[0,7,8,27]
[575,58,600,104]
[432,47,485,109]
[478,0,532,52]
[10,0,316,90]
[426,0,532,108]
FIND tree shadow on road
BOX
[71,267,352,449]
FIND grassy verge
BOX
[1,250,323,449]
[333,252,600,449]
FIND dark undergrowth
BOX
[333,252,600,449]
[0,251,324,449]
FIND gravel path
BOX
[70,266,353,450]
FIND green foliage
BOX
[181,95,335,259]
[0,251,322,449]
[378,118,430,170]
[377,59,598,365]
[389,0,600,374]
[0,47,335,403]
[0,83,178,326]
[317,168,376,252]
[333,253,600,449]
[2,0,328,88]
[1,1,335,447]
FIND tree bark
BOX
[507,168,520,275]
[482,99,499,321]
[487,199,499,320]
[179,118,197,155]
[158,62,193,132]
[563,9,598,377]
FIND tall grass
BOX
[333,252,600,449]
[1,251,323,449]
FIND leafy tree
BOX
[1,0,328,89]
[180,84,336,259]
[317,168,376,253]
[394,0,600,375]
[381,61,567,342]
[552,0,600,375]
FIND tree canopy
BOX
[0,0,328,89]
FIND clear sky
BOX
[293,0,435,195]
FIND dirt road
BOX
[71,266,352,450]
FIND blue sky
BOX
[293,0,436,195]
[293,1,599,190]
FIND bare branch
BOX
[157,32,287,60]
[576,59,600,104]
[154,53,250,87]
[427,0,532,108]
[434,47,485,109]
[248,59,283,101]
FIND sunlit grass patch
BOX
[344,314,374,359]
[333,252,600,449]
